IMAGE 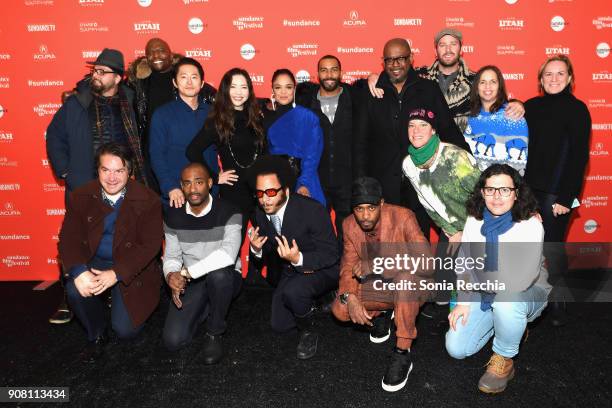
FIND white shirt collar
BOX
[185,195,213,218]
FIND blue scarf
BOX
[479,208,514,311]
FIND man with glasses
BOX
[354,38,468,237]
[247,155,339,360]
[46,48,146,325]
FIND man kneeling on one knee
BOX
[161,162,242,364]
[331,177,433,392]
[59,142,163,363]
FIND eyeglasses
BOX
[254,187,283,198]
[91,68,116,76]
[482,187,517,197]
[383,55,410,66]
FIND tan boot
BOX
[478,353,515,394]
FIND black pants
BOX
[270,268,338,332]
[66,279,142,342]
[323,183,352,250]
[162,266,242,351]
[534,191,572,288]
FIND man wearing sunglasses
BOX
[248,155,339,360]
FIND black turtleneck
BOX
[524,86,591,207]
[263,103,293,131]
[147,70,175,119]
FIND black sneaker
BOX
[296,331,319,360]
[370,310,394,343]
[79,334,108,364]
[201,333,223,365]
[381,347,413,392]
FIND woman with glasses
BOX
[523,55,591,326]
[446,163,550,394]
[464,65,529,175]
[262,68,326,206]
[187,68,265,235]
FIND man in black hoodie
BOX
[354,38,469,237]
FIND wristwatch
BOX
[340,292,352,305]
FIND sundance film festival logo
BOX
[82,50,101,59]
[497,45,524,56]
[342,70,371,83]
[283,19,320,27]
[596,43,611,58]
[79,22,109,33]
[394,18,423,26]
[591,142,610,157]
[43,183,64,193]
[188,17,206,34]
[1,255,30,268]
[79,0,105,6]
[584,219,600,234]
[588,99,612,109]
[0,77,9,89]
[336,46,374,55]
[134,21,160,34]
[240,44,257,61]
[0,131,14,142]
[0,202,21,217]
[33,44,56,61]
[343,10,366,27]
[499,18,524,30]
[185,48,212,61]
[233,16,264,30]
[545,46,570,56]
[295,70,310,83]
[445,17,475,28]
[46,208,66,216]
[593,17,612,30]
[582,196,608,209]
[33,103,61,117]
[592,71,612,83]
[550,16,567,32]
[28,79,64,87]
[502,72,525,81]
[287,44,318,58]
[0,183,20,191]
[27,24,56,32]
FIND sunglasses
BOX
[254,187,283,198]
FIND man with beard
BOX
[46,49,146,325]
[128,38,217,191]
[295,55,360,247]
[162,162,242,363]
[368,29,523,132]
[354,38,469,237]
[331,177,432,392]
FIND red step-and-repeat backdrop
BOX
[0,0,610,280]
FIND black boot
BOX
[79,333,108,364]
[201,333,223,365]
[295,310,318,360]
[550,301,567,327]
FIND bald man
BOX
[353,38,469,238]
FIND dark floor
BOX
[1,281,611,408]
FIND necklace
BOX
[227,132,259,169]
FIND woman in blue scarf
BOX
[262,69,326,206]
[445,164,551,394]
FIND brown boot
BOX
[478,353,515,394]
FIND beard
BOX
[438,54,460,68]
[90,77,115,95]
[320,78,340,92]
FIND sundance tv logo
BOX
[233,16,264,31]
[33,44,56,61]
[134,21,160,34]
[0,183,20,191]
[82,50,101,59]
[185,48,212,60]
[343,10,366,27]
[596,43,610,59]
[499,18,524,30]
[46,208,66,216]
[393,18,423,26]
[188,17,206,34]
[502,72,525,81]
[27,24,56,32]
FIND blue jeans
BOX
[445,285,548,359]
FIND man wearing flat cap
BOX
[46,48,147,326]
[331,177,433,393]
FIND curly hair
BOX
[466,164,538,221]
[205,67,265,149]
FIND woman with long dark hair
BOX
[524,55,591,326]
[446,164,550,394]
[187,67,266,230]
[262,68,326,206]
[464,65,529,174]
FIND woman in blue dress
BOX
[262,69,326,206]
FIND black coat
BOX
[353,67,469,205]
[253,193,339,285]
[296,82,362,189]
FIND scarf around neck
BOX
[408,133,440,166]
